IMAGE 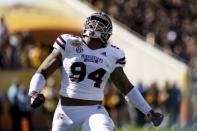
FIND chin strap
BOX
[83,30,100,38]
[82,35,107,48]
[83,29,108,44]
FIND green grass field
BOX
[117,128,197,131]
[34,128,197,131]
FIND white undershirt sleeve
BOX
[28,73,46,95]
[125,87,152,114]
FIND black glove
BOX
[147,110,164,127]
[29,91,45,109]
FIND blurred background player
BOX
[28,12,163,131]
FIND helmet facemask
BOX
[83,12,112,45]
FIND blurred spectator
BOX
[0,29,51,69]
[18,85,32,131]
[0,33,21,69]
[28,42,49,69]
[0,15,9,48]
[0,48,3,68]
[0,92,12,130]
[7,81,22,131]
[0,16,9,68]
[135,82,147,126]
[191,58,197,127]
[20,31,34,68]
[9,34,21,68]
[163,81,181,127]
[21,30,34,46]
[42,77,58,120]
[145,82,159,109]
[192,82,197,128]
[28,44,42,68]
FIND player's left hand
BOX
[147,110,164,127]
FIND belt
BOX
[60,96,102,106]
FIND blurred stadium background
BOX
[0,0,196,131]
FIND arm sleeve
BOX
[28,73,46,95]
[125,87,152,114]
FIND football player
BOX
[29,12,163,131]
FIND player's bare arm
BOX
[110,67,164,126]
[37,48,62,79]
[29,48,62,108]
[110,67,133,95]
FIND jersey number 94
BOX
[69,62,106,88]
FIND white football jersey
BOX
[53,34,125,101]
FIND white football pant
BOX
[52,102,115,131]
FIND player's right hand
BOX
[29,91,45,109]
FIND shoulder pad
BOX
[109,44,123,56]
[55,34,80,50]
